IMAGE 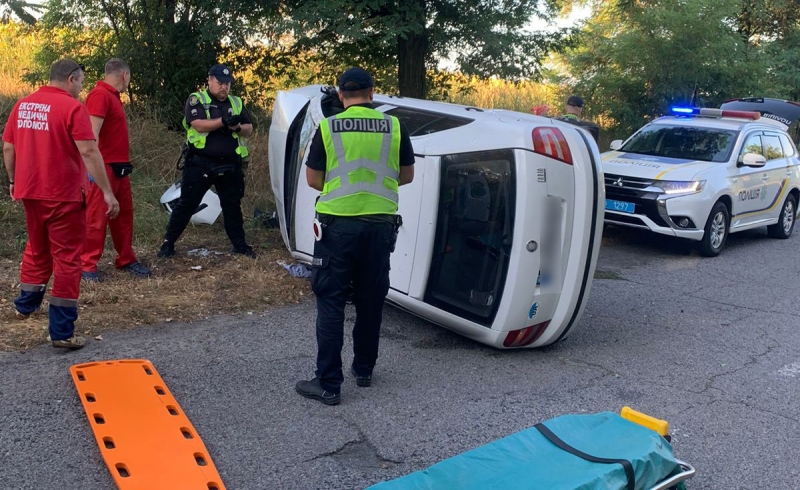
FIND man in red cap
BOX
[81,58,150,281]
[2,58,120,350]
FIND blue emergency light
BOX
[669,106,760,120]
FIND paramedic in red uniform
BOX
[2,58,119,350]
[81,58,150,281]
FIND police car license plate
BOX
[605,199,635,214]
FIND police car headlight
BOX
[653,180,705,196]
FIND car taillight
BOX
[503,321,551,348]
[532,127,572,165]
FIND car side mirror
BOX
[741,152,766,167]
[609,140,623,151]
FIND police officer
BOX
[295,67,415,406]
[531,95,600,142]
[157,64,255,258]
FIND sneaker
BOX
[123,261,151,278]
[52,335,86,350]
[231,245,256,258]
[81,271,100,282]
[14,307,40,320]
[295,378,340,405]
[157,240,175,258]
[350,367,372,387]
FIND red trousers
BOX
[81,165,137,271]
[20,199,85,300]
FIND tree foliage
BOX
[0,0,42,24]
[37,0,281,124]
[281,0,574,98]
[560,0,800,138]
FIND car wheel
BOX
[699,201,729,257]
[767,194,797,239]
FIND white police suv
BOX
[602,107,800,256]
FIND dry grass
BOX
[0,225,312,351]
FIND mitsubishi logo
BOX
[612,177,624,187]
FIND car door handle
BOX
[762,174,769,181]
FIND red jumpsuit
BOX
[2,86,95,340]
[81,80,137,271]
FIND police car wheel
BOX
[767,194,797,239]
[699,201,729,257]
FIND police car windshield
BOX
[621,124,738,162]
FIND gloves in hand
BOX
[222,114,243,127]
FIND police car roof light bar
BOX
[670,106,760,120]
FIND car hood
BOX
[601,151,717,181]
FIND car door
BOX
[730,131,768,226]
[758,132,792,219]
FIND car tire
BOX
[699,201,729,257]
[767,194,797,239]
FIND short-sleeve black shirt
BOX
[185,91,252,160]
[306,103,415,171]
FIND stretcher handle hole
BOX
[143,366,153,375]
[103,437,115,449]
[85,393,96,403]
[194,453,208,466]
[93,414,105,424]
[181,427,194,439]
[155,386,166,395]
[115,463,130,478]
[167,405,179,416]
[76,371,86,381]
[208,484,220,490]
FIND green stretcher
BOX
[367,410,695,490]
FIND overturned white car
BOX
[268,86,604,348]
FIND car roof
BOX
[648,115,787,132]
[720,98,800,126]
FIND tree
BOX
[282,0,572,99]
[561,0,772,137]
[0,0,42,24]
[38,0,281,123]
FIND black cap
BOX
[338,67,374,91]
[567,95,584,108]
[208,64,233,84]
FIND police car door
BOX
[731,131,768,226]
[760,131,793,221]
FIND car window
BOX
[778,133,796,157]
[741,134,763,157]
[620,124,737,162]
[383,107,473,136]
[763,134,784,160]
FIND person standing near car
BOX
[2,58,120,350]
[531,95,600,142]
[157,63,255,258]
[295,67,415,405]
[81,58,150,281]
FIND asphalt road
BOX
[1,225,799,489]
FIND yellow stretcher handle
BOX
[620,406,669,436]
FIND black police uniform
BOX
[304,103,415,396]
[162,93,252,252]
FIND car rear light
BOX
[532,127,573,165]
[503,321,551,348]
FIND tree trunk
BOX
[397,0,428,99]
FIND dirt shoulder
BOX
[0,227,312,352]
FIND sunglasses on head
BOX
[69,63,86,78]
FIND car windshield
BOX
[621,124,738,162]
